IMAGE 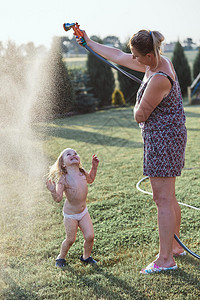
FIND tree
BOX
[172,41,191,96]
[69,68,99,113]
[193,48,200,79]
[2,40,25,87]
[103,36,121,48]
[33,36,75,120]
[0,40,26,126]
[86,36,115,107]
[117,41,143,104]
[183,38,195,50]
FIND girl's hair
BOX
[47,148,85,182]
[128,30,165,64]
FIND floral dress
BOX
[136,71,187,177]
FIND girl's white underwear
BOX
[63,207,88,221]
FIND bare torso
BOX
[62,172,88,214]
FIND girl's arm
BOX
[46,177,65,202]
[85,154,99,184]
[78,31,146,73]
[134,75,172,123]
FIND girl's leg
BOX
[79,213,95,259]
[150,177,177,267]
[57,218,78,259]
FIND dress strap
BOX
[154,71,174,86]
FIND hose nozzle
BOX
[63,23,76,32]
[63,22,86,45]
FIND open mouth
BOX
[71,157,78,161]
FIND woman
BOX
[76,29,187,274]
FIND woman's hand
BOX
[75,30,90,46]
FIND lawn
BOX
[0,105,199,299]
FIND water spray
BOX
[63,22,142,84]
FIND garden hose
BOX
[63,22,142,84]
[136,175,200,259]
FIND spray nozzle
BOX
[63,22,86,45]
[63,23,76,32]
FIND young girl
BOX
[46,148,99,268]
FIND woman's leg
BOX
[172,193,184,254]
[150,177,177,267]
[79,213,95,259]
[57,218,78,259]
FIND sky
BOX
[1,0,200,49]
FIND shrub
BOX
[69,68,99,113]
[111,89,126,105]
[33,36,75,120]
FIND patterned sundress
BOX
[136,71,187,177]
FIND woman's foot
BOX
[173,251,186,257]
[153,255,177,270]
[140,261,178,274]
[172,245,186,256]
[156,251,186,258]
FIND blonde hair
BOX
[47,148,85,182]
[128,30,165,65]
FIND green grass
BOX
[0,106,200,299]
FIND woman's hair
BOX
[47,148,85,182]
[128,30,165,64]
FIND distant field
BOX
[63,56,87,69]
[63,50,199,73]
